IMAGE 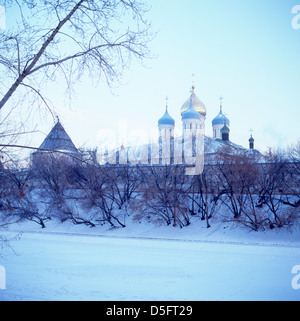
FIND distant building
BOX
[157,86,260,163]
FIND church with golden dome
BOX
[180,86,207,117]
[158,85,234,145]
[156,85,259,167]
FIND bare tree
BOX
[109,165,142,210]
[79,164,128,228]
[133,165,190,228]
[256,149,287,228]
[33,152,96,228]
[0,1,153,243]
[212,148,271,231]
[213,150,252,219]
[255,146,300,229]
[0,0,152,114]
[0,163,42,227]
[283,141,300,209]
[187,169,219,229]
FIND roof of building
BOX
[212,106,230,126]
[158,107,175,126]
[180,86,206,117]
[100,134,262,167]
[221,123,230,134]
[182,100,201,121]
[38,120,78,154]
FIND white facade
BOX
[213,123,225,139]
[182,117,204,135]
[159,124,175,139]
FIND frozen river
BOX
[0,231,299,301]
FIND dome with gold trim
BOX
[180,86,207,117]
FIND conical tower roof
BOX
[38,120,78,154]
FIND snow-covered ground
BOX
[0,218,300,301]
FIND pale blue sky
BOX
[4,0,300,154]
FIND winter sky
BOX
[4,0,300,154]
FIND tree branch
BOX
[0,0,86,111]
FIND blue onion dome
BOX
[249,135,254,143]
[158,107,175,126]
[212,106,230,126]
[182,100,201,120]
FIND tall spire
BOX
[249,129,255,150]
[190,74,196,98]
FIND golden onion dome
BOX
[180,86,207,117]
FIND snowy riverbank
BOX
[1,218,300,301]
[4,215,300,248]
